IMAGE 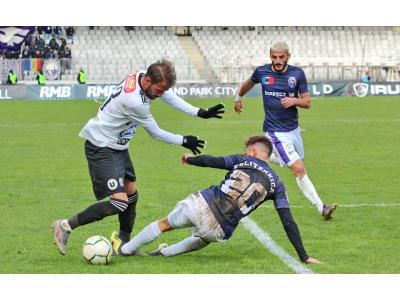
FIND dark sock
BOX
[68,198,128,230]
[118,192,138,242]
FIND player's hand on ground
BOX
[181,153,194,164]
[197,104,225,119]
[304,257,321,264]
[234,100,243,114]
[281,97,298,108]
[182,135,206,155]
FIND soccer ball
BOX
[82,235,113,265]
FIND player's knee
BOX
[110,192,129,202]
[290,160,306,177]
[199,237,211,246]
[124,180,137,195]
[158,217,172,232]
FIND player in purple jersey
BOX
[113,136,320,264]
[234,42,337,220]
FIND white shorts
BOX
[167,193,226,243]
[265,127,304,167]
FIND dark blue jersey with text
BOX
[250,64,309,132]
[200,154,289,239]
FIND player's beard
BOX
[144,86,158,100]
[272,61,287,72]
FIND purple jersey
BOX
[200,154,289,239]
[251,64,309,132]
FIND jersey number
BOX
[221,170,268,214]
[100,83,123,111]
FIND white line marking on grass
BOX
[259,203,400,209]
[241,217,314,274]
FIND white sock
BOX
[296,175,324,213]
[121,221,161,255]
[161,236,209,257]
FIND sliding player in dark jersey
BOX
[113,136,320,264]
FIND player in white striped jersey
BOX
[52,59,225,255]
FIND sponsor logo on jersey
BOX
[288,77,297,88]
[123,72,137,93]
[353,83,369,97]
[264,91,287,97]
[261,76,275,85]
[107,179,118,190]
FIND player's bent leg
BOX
[117,180,138,243]
[120,220,165,255]
[63,193,129,232]
[159,236,210,257]
[292,160,338,220]
[291,160,327,215]
[52,194,129,255]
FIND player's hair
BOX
[245,136,273,157]
[270,42,289,53]
[146,59,177,88]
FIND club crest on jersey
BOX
[107,179,118,190]
[261,76,275,85]
[288,77,297,88]
[123,72,137,93]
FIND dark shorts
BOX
[85,140,136,200]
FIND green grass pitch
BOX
[0,96,399,273]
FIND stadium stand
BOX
[191,26,400,83]
[2,26,400,84]
[68,26,201,82]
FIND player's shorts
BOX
[265,127,304,167]
[84,140,136,200]
[167,193,226,243]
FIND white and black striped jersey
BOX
[79,70,200,150]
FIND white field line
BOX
[145,202,400,209]
[241,217,314,274]
[259,203,400,209]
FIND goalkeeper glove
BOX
[197,103,225,119]
[182,135,205,155]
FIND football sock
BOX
[67,198,128,230]
[296,175,324,213]
[121,221,161,255]
[118,192,138,242]
[160,236,210,257]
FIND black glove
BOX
[182,135,205,155]
[197,103,225,119]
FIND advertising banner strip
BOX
[1,82,400,100]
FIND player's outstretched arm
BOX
[277,208,319,263]
[181,153,226,169]
[140,115,205,155]
[161,90,225,119]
